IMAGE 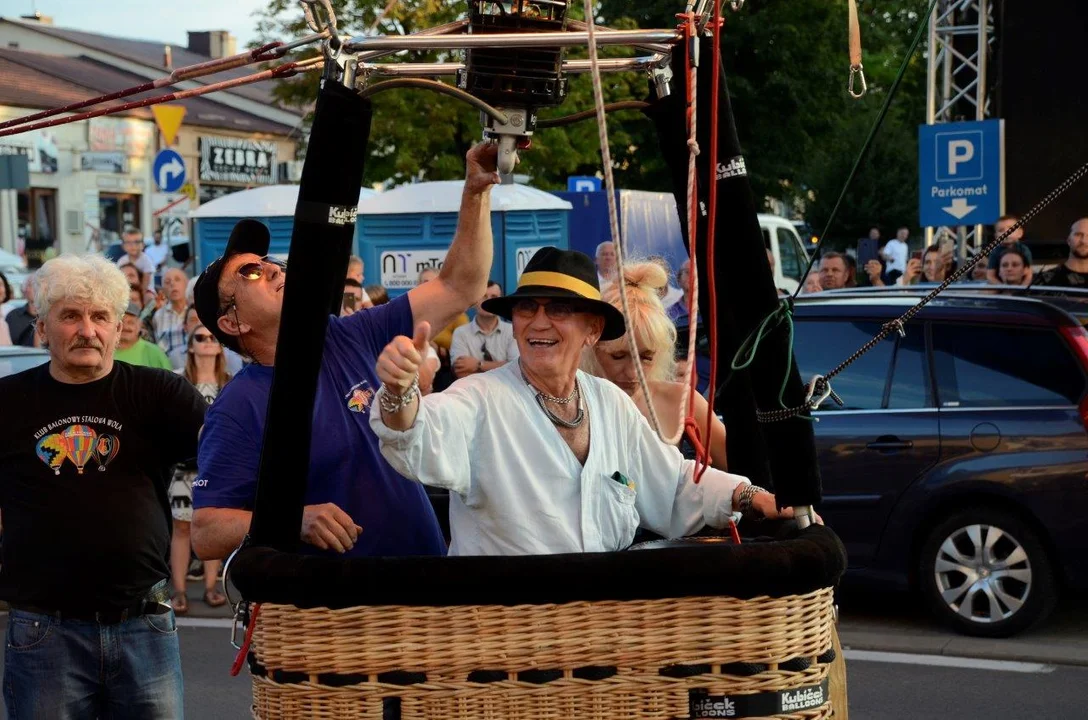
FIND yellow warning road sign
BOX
[152,105,187,146]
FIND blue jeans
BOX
[3,608,184,719]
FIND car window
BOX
[932,323,1085,407]
[779,229,805,280]
[0,353,49,378]
[776,228,803,281]
[761,228,771,249]
[888,324,930,409]
[792,320,894,410]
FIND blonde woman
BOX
[168,322,231,611]
[583,261,728,470]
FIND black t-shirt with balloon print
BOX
[0,361,207,611]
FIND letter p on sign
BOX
[935,129,984,182]
[947,140,974,176]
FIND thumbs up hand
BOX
[377,321,432,395]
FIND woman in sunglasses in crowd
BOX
[168,322,231,612]
[371,247,796,557]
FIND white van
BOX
[759,214,812,294]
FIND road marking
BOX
[176,617,234,629]
[843,649,1056,674]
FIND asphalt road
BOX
[0,616,1085,719]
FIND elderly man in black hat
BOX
[371,247,792,556]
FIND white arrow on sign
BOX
[943,197,977,220]
[158,157,184,190]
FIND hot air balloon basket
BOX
[230,526,848,720]
[247,590,837,720]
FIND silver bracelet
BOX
[378,377,420,414]
[737,484,768,516]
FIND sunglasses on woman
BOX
[192,332,218,344]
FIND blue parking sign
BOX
[918,120,1004,227]
[567,175,602,193]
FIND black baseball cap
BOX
[193,218,271,352]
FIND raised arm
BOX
[408,142,500,333]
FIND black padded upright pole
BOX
[644,47,771,488]
[694,39,821,508]
[647,39,822,508]
[247,79,374,550]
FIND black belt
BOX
[10,599,172,625]
[10,581,173,625]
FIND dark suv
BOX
[793,287,1088,637]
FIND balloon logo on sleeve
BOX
[94,434,120,471]
[62,425,98,475]
[35,433,68,475]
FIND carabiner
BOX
[805,375,833,410]
[848,64,868,99]
[300,0,338,36]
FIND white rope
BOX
[583,0,694,447]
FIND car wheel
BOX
[919,508,1057,638]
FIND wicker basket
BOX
[247,588,837,720]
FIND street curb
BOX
[838,629,1088,668]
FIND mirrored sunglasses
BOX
[236,256,287,281]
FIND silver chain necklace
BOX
[520,362,585,428]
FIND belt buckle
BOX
[94,608,128,624]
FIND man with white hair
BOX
[0,254,207,718]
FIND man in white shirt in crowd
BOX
[449,280,519,378]
[882,226,910,280]
[116,228,156,291]
[595,241,617,288]
[143,231,170,279]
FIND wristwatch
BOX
[477,359,483,373]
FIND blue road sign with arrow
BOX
[918,119,1004,228]
[153,148,186,193]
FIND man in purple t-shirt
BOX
[190,143,500,560]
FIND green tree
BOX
[254,0,660,189]
[254,0,931,233]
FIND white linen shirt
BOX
[369,362,750,556]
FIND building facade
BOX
[0,15,304,266]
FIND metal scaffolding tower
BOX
[924,0,996,259]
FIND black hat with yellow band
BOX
[481,246,627,341]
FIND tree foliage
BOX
[254,0,931,236]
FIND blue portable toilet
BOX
[355,180,571,298]
[553,188,685,306]
[190,185,379,272]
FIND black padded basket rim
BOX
[230,523,846,609]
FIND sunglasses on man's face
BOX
[236,256,287,281]
[512,298,584,320]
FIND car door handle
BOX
[866,437,914,451]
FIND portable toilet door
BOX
[355,180,571,299]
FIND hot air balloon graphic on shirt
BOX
[94,434,120,472]
[62,425,98,475]
[35,433,68,475]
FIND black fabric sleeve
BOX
[155,369,208,467]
